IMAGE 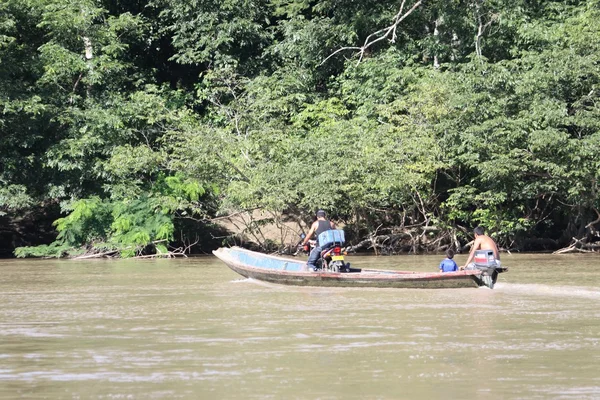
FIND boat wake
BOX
[230,278,280,288]
[499,283,600,300]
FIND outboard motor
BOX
[473,250,502,288]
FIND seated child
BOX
[439,249,458,273]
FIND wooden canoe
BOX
[213,247,497,289]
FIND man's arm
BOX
[461,237,481,269]
[301,222,318,246]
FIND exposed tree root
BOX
[133,252,187,259]
[71,238,198,259]
[553,237,600,254]
[74,249,119,259]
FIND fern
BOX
[12,171,208,258]
[155,221,174,241]
[16,196,175,258]
[155,244,168,254]
[15,243,73,258]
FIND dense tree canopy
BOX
[1,0,599,257]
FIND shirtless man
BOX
[460,226,500,270]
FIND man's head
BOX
[474,226,485,236]
[316,210,326,219]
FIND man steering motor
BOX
[300,210,336,271]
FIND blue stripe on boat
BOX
[227,248,306,272]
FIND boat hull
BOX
[213,247,486,289]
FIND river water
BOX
[0,253,599,399]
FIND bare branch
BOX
[474,0,499,58]
[320,46,362,66]
[585,208,600,229]
[320,0,423,66]
[74,249,119,259]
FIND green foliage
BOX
[14,171,210,257]
[4,0,600,256]
[15,196,174,258]
[54,197,111,245]
[155,0,273,72]
[0,185,32,216]
[14,243,81,258]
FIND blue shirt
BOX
[439,258,458,272]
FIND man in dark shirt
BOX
[300,210,336,271]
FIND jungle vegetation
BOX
[1,0,599,257]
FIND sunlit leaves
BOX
[156,0,273,70]
[0,185,32,216]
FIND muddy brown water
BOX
[1,253,599,399]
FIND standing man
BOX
[301,210,336,271]
[460,226,500,270]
